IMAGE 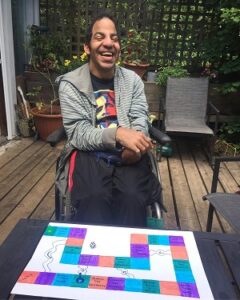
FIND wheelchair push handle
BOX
[149,126,171,145]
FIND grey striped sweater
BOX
[57,63,149,151]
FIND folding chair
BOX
[163,77,220,161]
[203,156,240,233]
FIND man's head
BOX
[84,11,120,79]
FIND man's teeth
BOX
[101,52,113,57]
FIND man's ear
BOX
[84,44,90,55]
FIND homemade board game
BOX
[12,222,214,300]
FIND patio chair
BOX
[203,156,240,233]
[163,77,220,161]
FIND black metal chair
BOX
[203,156,240,232]
[48,126,171,228]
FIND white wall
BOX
[0,0,17,139]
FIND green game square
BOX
[64,246,82,254]
[114,257,131,269]
[44,226,57,236]
[173,259,191,271]
[142,279,160,294]
[70,275,90,288]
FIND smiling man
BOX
[58,11,160,227]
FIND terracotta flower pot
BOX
[123,62,150,78]
[31,105,63,141]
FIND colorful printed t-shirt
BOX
[91,73,118,129]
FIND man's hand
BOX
[121,148,142,165]
[116,127,153,154]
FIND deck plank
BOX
[0,163,56,244]
[0,137,239,245]
[0,138,34,168]
[178,141,221,232]
[168,142,201,231]
[0,146,59,223]
[0,140,46,183]
[158,157,178,230]
[0,143,51,201]
[30,185,55,220]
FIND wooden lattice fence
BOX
[39,0,220,70]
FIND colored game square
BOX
[64,246,82,254]
[60,253,80,264]
[71,274,91,288]
[114,257,131,269]
[131,244,149,258]
[53,273,75,286]
[169,235,185,246]
[175,270,195,283]
[89,276,108,289]
[66,237,84,247]
[54,226,70,237]
[130,258,150,270]
[98,256,115,268]
[142,279,160,294]
[173,259,191,271]
[160,281,181,296]
[125,278,143,292]
[44,226,56,236]
[131,234,148,244]
[171,245,188,260]
[107,277,125,291]
[148,235,169,245]
[17,271,39,284]
[179,282,200,298]
[79,254,99,266]
[69,227,87,238]
[35,272,56,285]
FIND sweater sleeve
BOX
[59,81,118,151]
[128,74,149,136]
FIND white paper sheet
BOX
[12,222,214,300]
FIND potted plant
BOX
[155,65,189,87]
[25,25,87,140]
[121,29,150,78]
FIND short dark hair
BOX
[85,10,119,45]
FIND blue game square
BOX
[130,258,150,270]
[53,273,74,286]
[175,270,195,283]
[125,278,143,292]
[60,253,79,264]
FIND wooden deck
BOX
[0,137,239,245]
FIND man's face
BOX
[84,17,120,79]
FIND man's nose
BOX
[102,36,113,47]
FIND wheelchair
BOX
[48,125,171,229]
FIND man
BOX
[58,11,159,227]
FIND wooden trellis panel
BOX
[39,0,219,70]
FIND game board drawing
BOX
[11,222,214,300]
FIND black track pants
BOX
[71,151,160,227]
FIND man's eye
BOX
[112,35,119,42]
[95,34,104,40]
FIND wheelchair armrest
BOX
[149,126,171,145]
[46,127,66,147]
